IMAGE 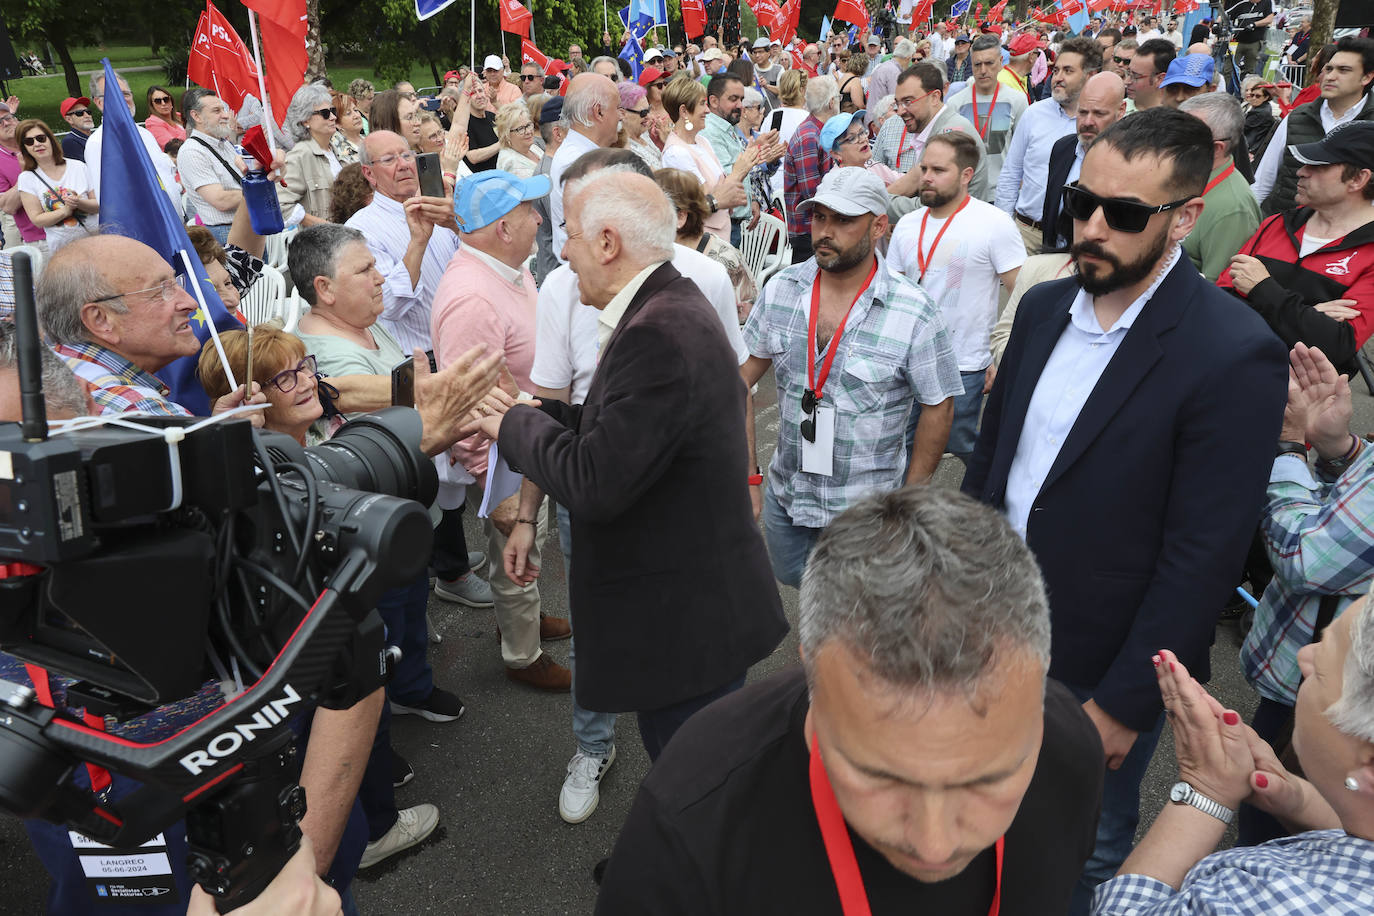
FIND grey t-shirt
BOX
[754,62,783,108]
[296,322,407,379]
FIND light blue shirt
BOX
[1004,246,1181,537]
[344,191,460,354]
[994,98,1076,221]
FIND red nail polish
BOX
[1152,655,1161,667]
[1255,773,1269,789]
[1224,712,1239,725]
[1169,661,1176,672]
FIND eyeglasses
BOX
[401,113,422,123]
[800,388,819,442]
[627,107,650,117]
[68,109,90,118]
[399,91,419,100]
[267,356,319,394]
[312,106,338,119]
[1061,183,1193,233]
[521,74,541,81]
[839,131,869,147]
[370,150,417,167]
[512,123,535,133]
[895,88,938,109]
[152,95,172,104]
[1112,55,1132,64]
[22,134,47,147]
[91,277,183,305]
[0,115,16,125]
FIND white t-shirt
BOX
[17,160,94,253]
[530,245,748,405]
[887,196,1026,372]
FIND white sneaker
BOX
[559,746,616,824]
[358,803,440,868]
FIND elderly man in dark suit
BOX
[474,168,787,762]
[962,108,1288,916]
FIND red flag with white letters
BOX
[187,2,260,114]
[239,0,307,128]
[521,37,548,69]
[500,0,533,37]
[832,0,869,29]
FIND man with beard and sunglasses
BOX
[963,107,1288,916]
[741,167,961,588]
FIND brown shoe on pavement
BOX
[506,654,572,692]
[539,613,571,641]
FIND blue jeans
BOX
[904,368,984,466]
[761,485,823,588]
[1065,684,1166,916]
[376,575,433,706]
[204,222,231,245]
[557,503,617,758]
[637,673,746,761]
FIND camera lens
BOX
[300,408,437,506]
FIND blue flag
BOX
[97,59,239,416]
[617,5,654,40]
[819,14,831,41]
[619,34,645,81]
[414,0,459,19]
[847,24,858,44]
[950,0,970,15]
[631,0,668,25]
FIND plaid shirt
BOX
[1092,830,1374,915]
[55,341,192,417]
[1241,449,1374,705]
[872,114,922,174]
[782,115,830,239]
[743,254,961,528]
[0,253,15,319]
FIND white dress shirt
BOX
[345,192,460,353]
[85,123,182,219]
[549,129,602,263]
[1003,245,1181,537]
[994,98,1076,221]
[1252,97,1367,205]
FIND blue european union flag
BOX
[97,59,239,416]
[950,0,970,15]
[617,5,654,40]
[631,0,668,25]
[847,24,858,44]
[414,0,459,19]
[619,34,645,80]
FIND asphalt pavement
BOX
[2,360,1367,914]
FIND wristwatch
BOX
[1276,440,1308,461]
[1168,781,1235,825]
[706,193,718,213]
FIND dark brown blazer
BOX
[499,262,788,713]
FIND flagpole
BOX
[245,9,277,155]
[502,29,507,59]
[179,248,238,393]
[471,0,476,72]
[604,0,609,37]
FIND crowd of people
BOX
[1,8,1374,915]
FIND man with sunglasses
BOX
[59,96,94,162]
[965,108,1288,915]
[519,61,544,99]
[742,167,962,588]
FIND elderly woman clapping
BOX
[279,83,340,226]
[1092,598,1374,914]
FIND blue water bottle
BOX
[240,152,285,236]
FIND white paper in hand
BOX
[479,442,523,517]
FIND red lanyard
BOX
[916,195,972,283]
[971,83,1001,140]
[895,126,910,171]
[808,257,879,402]
[1202,163,1235,196]
[809,733,1004,916]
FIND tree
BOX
[1307,0,1336,87]
[0,0,109,95]
[306,0,326,81]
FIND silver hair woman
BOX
[278,83,340,226]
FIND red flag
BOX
[682,0,707,38]
[187,3,261,114]
[975,3,984,18]
[1172,0,1197,13]
[908,0,932,27]
[832,0,868,29]
[240,0,307,129]
[987,0,1009,20]
[1059,0,1084,15]
[773,0,801,45]
[499,0,533,37]
[521,37,548,69]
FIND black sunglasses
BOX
[520,73,541,80]
[312,106,338,119]
[68,108,90,117]
[1112,55,1132,64]
[800,388,819,442]
[152,95,172,103]
[628,107,650,117]
[21,134,47,146]
[1061,183,1192,233]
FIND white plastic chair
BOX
[740,213,789,289]
[239,263,294,329]
[6,244,45,280]
[262,227,297,270]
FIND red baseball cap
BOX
[1008,33,1040,56]
[545,58,571,75]
[443,70,463,83]
[637,66,665,88]
[60,97,92,117]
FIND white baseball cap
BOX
[483,54,503,72]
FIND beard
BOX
[1071,223,1171,296]
[919,186,956,208]
[815,226,875,273]
[202,119,233,140]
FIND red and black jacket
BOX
[1218,207,1374,373]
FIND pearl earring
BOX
[1346,777,1360,792]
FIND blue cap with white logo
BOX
[453,170,551,233]
[1159,53,1215,89]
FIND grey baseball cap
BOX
[798,167,888,217]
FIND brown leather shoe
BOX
[506,654,572,692]
[496,613,573,643]
[539,613,571,641]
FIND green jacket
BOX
[1184,158,1260,283]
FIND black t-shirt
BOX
[1227,0,1272,44]
[596,667,1104,915]
[465,110,498,172]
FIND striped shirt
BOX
[1241,448,1374,705]
[742,254,962,528]
[345,191,461,354]
[55,341,192,417]
[178,130,242,227]
[1092,830,1374,915]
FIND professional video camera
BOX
[0,253,438,911]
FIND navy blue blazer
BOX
[962,256,1287,732]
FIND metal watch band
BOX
[1173,782,1235,825]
